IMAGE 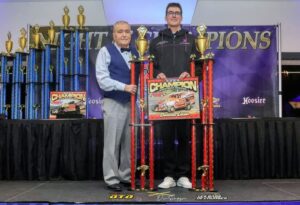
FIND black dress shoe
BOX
[107,184,122,192]
[121,181,131,187]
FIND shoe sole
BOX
[158,182,176,189]
[177,183,192,189]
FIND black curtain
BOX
[0,118,300,180]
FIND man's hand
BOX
[179,71,191,79]
[156,73,167,80]
[124,84,137,94]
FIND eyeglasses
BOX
[167,11,182,16]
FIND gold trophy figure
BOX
[77,5,85,29]
[62,6,70,29]
[135,26,148,61]
[32,24,40,49]
[5,32,13,55]
[195,24,209,59]
[48,20,56,44]
[18,27,27,52]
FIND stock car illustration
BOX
[151,91,195,113]
[51,100,85,115]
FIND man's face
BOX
[165,6,182,28]
[113,23,131,48]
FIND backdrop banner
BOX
[36,25,278,119]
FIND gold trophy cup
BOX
[135,26,148,61]
[32,24,40,49]
[195,25,209,59]
[5,32,13,55]
[77,5,85,29]
[18,27,27,52]
[48,20,56,44]
[62,6,70,29]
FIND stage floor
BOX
[1,179,300,203]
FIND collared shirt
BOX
[95,42,131,92]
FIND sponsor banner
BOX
[35,25,278,118]
[147,78,200,120]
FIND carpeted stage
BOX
[0,179,300,203]
[0,118,300,204]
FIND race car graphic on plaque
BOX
[147,77,200,120]
[49,91,86,119]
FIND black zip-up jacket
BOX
[149,28,198,78]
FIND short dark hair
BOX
[165,2,182,16]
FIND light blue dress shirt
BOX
[95,42,132,92]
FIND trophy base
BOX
[60,27,75,32]
[44,43,58,47]
[29,46,45,51]
[76,27,89,32]
[15,50,29,55]
[0,52,15,57]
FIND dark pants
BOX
[155,120,191,179]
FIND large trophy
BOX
[191,24,215,191]
[11,28,28,119]
[41,20,59,119]
[74,5,89,93]
[59,6,73,91]
[0,32,14,117]
[59,5,89,97]
[27,24,44,119]
[129,25,155,191]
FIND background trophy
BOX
[18,28,27,52]
[74,5,89,93]
[5,32,13,56]
[11,27,28,119]
[42,20,59,119]
[62,6,70,30]
[0,32,14,117]
[77,5,85,30]
[59,6,74,91]
[48,20,56,45]
[27,24,44,119]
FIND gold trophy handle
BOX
[137,165,149,176]
[197,165,209,177]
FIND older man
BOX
[96,21,138,192]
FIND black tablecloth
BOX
[0,118,299,180]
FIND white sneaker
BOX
[158,177,176,189]
[177,177,192,189]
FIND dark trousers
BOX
[155,120,191,179]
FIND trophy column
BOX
[59,29,74,91]
[0,54,13,118]
[130,26,155,191]
[74,28,89,91]
[27,25,44,119]
[130,58,154,191]
[42,43,58,118]
[27,47,44,119]
[12,51,27,119]
[1,33,13,118]
[192,25,215,192]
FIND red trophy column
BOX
[130,61,136,190]
[190,57,197,189]
[194,24,215,192]
[148,58,155,190]
[207,58,215,191]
